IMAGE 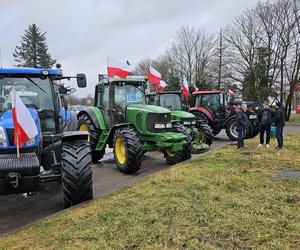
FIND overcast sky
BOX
[0,0,262,96]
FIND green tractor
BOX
[146,91,213,153]
[77,76,191,174]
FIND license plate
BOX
[249,115,257,119]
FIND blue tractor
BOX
[0,68,93,208]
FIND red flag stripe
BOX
[12,107,30,148]
[107,67,129,79]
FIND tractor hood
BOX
[0,108,41,149]
[171,110,195,121]
[127,104,171,114]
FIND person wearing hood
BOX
[274,102,285,149]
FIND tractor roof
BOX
[193,90,222,95]
[100,76,146,85]
[147,91,182,96]
[0,68,62,76]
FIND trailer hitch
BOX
[6,172,21,188]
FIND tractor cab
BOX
[192,90,228,122]
[95,76,146,126]
[147,91,185,111]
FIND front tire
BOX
[78,114,105,163]
[164,123,192,164]
[196,122,213,146]
[113,127,142,174]
[62,140,93,208]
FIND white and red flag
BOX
[147,66,161,92]
[182,76,189,101]
[11,88,38,149]
[159,80,167,92]
[227,89,236,97]
[107,57,132,79]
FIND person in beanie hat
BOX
[274,102,285,149]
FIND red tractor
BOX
[190,90,259,141]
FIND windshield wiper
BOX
[25,77,46,93]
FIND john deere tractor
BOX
[146,91,213,153]
[77,76,191,174]
[190,90,259,140]
[0,68,93,208]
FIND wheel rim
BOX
[166,150,176,157]
[115,138,126,164]
[79,124,89,131]
[230,123,238,138]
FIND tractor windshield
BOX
[160,94,182,111]
[0,76,54,114]
[114,84,145,107]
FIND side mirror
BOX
[77,74,87,88]
[98,83,105,93]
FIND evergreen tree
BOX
[13,24,56,68]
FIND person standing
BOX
[236,103,249,149]
[258,103,274,148]
[274,102,285,149]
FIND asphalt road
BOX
[1,126,298,237]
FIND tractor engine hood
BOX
[171,110,195,120]
[0,108,41,148]
[126,104,171,114]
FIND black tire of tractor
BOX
[213,128,222,136]
[246,122,254,139]
[78,114,105,163]
[225,119,238,141]
[164,123,192,164]
[113,127,142,174]
[62,140,93,208]
[250,121,259,138]
[196,123,213,146]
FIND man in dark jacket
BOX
[258,103,274,148]
[236,103,249,149]
[274,102,285,149]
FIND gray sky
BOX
[0,0,261,96]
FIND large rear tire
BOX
[62,140,93,208]
[164,123,192,164]
[78,114,105,163]
[225,119,238,141]
[196,122,213,146]
[113,127,142,174]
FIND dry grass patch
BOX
[0,136,299,249]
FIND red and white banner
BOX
[182,77,189,101]
[147,66,161,92]
[227,89,236,97]
[159,80,167,92]
[107,57,132,79]
[11,88,38,148]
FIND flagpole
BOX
[16,129,20,158]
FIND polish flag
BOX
[107,57,132,79]
[182,77,189,101]
[11,88,38,148]
[147,66,161,92]
[228,89,236,97]
[159,80,167,92]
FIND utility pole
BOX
[218,28,223,89]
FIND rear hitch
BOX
[6,172,21,188]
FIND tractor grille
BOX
[147,113,172,133]
[6,129,14,146]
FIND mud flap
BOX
[0,153,40,195]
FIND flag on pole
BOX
[147,66,161,92]
[11,88,38,150]
[107,57,132,79]
[159,80,167,92]
[182,76,189,101]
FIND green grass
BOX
[286,113,300,126]
[1,136,300,249]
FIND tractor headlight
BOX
[183,121,191,125]
[249,115,257,119]
[191,120,196,125]
[0,127,7,146]
[26,137,36,145]
[166,123,172,128]
[154,123,166,129]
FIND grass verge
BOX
[286,113,300,126]
[0,136,300,249]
